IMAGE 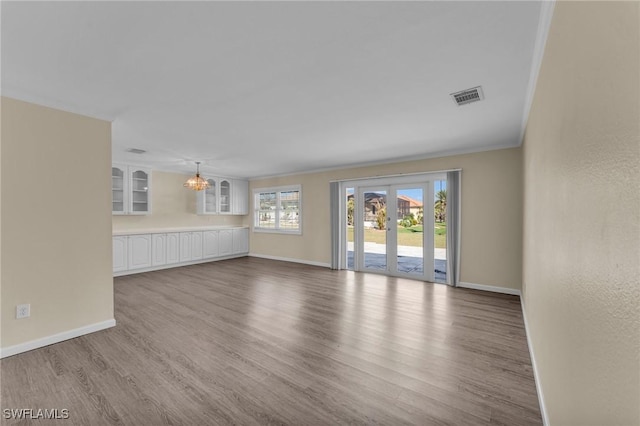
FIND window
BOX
[253,185,302,234]
[254,186,301,233]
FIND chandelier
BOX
[183,162,211,191]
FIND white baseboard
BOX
[0,319,116,359]
[249,253,331,269]
[521,299,549,426]
[458,281,522,296]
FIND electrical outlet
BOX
[16,304,30,319]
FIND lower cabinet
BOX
[180,231,203,262]
[219,229,233,256]
[192,231,203,261]
[128,234,152,270]
[166,233,180,264]
[113,227,249,275]
[113,236,128,273]
[152,234,167,266]
[233,228,249,254]
[154,234,182,266]
[203,230,219,258]
[179,232,192,262]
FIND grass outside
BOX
[347,222,446,249]
[435,222,446,248]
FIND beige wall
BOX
[112,170,244,231]
[1,97,114,348]
[522,2,639,425]
[250,147,523,291]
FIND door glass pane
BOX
[220,180,231,213]
[346,187,355,269]
[205,179,216,212]
[397,188,423,274]
[363,190,386,271]
[434,180,447,282]
[112,167,124,212]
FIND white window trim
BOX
[253,185,302,235]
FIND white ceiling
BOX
[2,1,545,179]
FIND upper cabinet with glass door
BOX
[129,167,151,214]
[112,165,127,215]
[197,178,248,215]
[219,179,231,214]
[197,178,218,215]
[112,164,152,215]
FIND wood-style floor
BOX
[1,257,542,425]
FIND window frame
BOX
[252,185,302,235]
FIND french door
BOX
[353,183,435,281]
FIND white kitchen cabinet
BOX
[112,165,128,215]
[232,179,249,215]
[197,178,218,215]
[197,177,248,215]
[128,234,152,270]
[203,230,219,259]
[191,231,203,261]
[166,233,180,264]
[219,179,232,214]
[179,232,192,262]
[113,236,128,272]
[152,234,167,266]
[113,227,248,276]
[219,229,233,256]
[129,167,151,215]
[112,164,152,215]
[233,227,249,254]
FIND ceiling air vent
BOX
[451,86,484,106]
[127,148,147,154]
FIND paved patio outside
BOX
[347,242,447,282]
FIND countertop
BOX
[113,225,249,236]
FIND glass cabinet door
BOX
[112,166,126,214]
[220,180,231,213]
[204,179,217,213]
[130,169,149,213]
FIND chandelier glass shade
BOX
[183,162,211,191]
